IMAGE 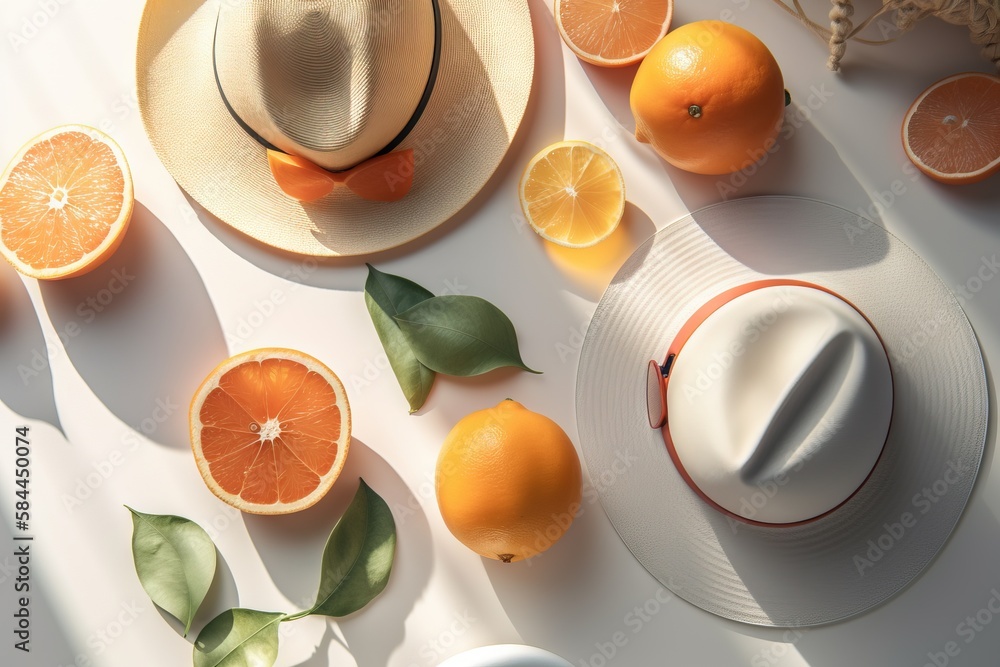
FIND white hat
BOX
[647,280,894,525]
[437,645,572,667]
[136,0,534,256]
[578,196,988,626]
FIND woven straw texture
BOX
[137,0,533,256]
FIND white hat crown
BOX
[663,284,893,524]
[214,0,437,171]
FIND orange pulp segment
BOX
[902,72,1000,185]
[0,124,133,279]
[555,0,673,67]
[519,141,625,248]
[190,348,351,515]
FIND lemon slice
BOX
[519,141,625,248]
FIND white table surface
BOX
[2,1,999,665]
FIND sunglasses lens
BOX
[646,360,667,429]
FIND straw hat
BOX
[578,196,988,627]
[136,0,534,256]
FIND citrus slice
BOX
[519,141,625,248]
[0,125,133,279]
[902,72,1000,185]
[555,0,673,68]
[190,348,351,515]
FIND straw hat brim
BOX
[577,196,988,627]
[136,0,533,256]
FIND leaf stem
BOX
[282,608,313,622]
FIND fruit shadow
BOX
[184,0,567,292]
[667,108,876,216]
[682,194,891,274]
[925,175,1000,235]
[537,202,657,303]
[481,476,752,665]
[578,61,639,137]
[0,265,62,432]
[38,203,227,448]
[243,439,431,667]
[573,45,893,277]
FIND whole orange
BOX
[436,400,583,563]
[630,21,785,175]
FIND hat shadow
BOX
[650,94,892,273]
[243,439,431,667]
[704,341,998,653]
[0,266,62,433]
[38,203,227,448]
[777,348,1000,665]
[688,193,892,274]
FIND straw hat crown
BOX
[214,0,436,171]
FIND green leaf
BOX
[394,295,542,376]
[365,292,436,413]
[364,265,436,413]
[307,479,396,617]
[364,263,434,315]
[126,507,217,636]
[193,609,284,667]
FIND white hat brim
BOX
[136,0,533,256]
[577,196,988,627]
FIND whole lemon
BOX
[630,20,785,175]
[436,400,583,563]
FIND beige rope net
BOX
[772,0,1000,72]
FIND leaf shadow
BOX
[292,623,337,667]
[148,547,240,642]
[0,266,63,432]
[189,549,241,641]
[190,608,235,655]
[244,439,432,666]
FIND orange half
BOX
[190,349,351,515]
[902,72,1000,185]
[555,0,673,68]
[0,125,133,279]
